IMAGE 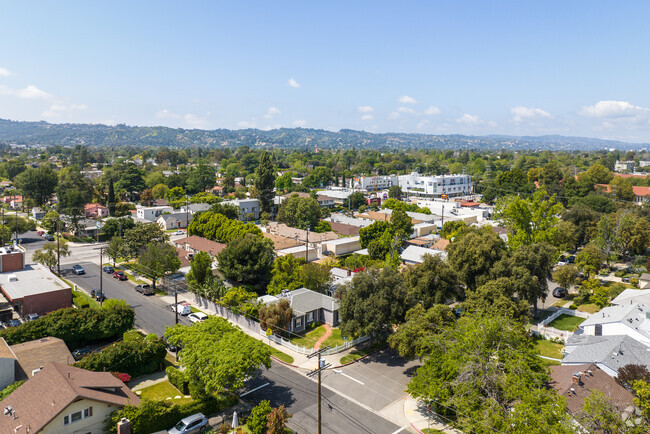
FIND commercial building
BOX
[614,160,636,173]
[0,263,71,316]
[398,172,473,198]
[348,175,398,191]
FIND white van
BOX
[172,302,191,316]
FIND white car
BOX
[188,312,208,323]
[174,230,185,235]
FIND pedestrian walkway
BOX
[313,323,331,350]
[403,396,463,434]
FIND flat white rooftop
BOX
[0,264,70,300]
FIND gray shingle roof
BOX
[277,287,339,316]
[563,334,650,373]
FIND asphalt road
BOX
[63,261,191,336]
[241,362,402,434]
[323,348,418,412]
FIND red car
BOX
[113,271,128,281]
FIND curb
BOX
[410,422,424,434]
[270,354,300,369]
[330,345,385,369]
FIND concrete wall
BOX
[41,399,123,434]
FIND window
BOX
[64,407,92,425]
[306,312,314,323]
[595,324,602,336]
[295,317,303,329]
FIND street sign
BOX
[96,222,100,229]
[266,328,272,336]
[441,194,448,199]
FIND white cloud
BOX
[357,106,374,113]
[184,113,207,128]
[237,120,257,128]
[511,106,552,122]
[416,120,430,130]
[388,111,400,120]
[42,103,88,118]
[0,67,11,77]
[424,105,441,115]
[456,113,481,125]
[0,84,52,100]
[397,107,416,114]
[292,119,307,127]
[155,109,181,119]
[288,78,301,88]
[263,106,281,119]
[361,114,374,121]
[398,95,418,104]
[579,100,650,118]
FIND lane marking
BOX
[240,382,270,397]
[334,369,364,385]
[391,425,409,434]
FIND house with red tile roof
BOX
[84,203,109,218]
[595,184,650,203]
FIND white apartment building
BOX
[348,175,398,191]
[615,160,636,173]
[398,173,472,198]
[222,198,260,220]
[136,205,173,222]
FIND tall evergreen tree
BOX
[255,151,275,214]
[107,179,116,216]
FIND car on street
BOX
[552,287,568,298]
[113,271,128,281]
[24,313,39,322]
[4,319,21,328]
[188,312,208,323]
[623,277,631,283]
[43,234,54,241]
[72,346,93,360]
[135,283,154,295]
[72,264,85,275]
[167,412,209,434]
[95,292,106,302]
[174,230,185,235]
[36,230,44,236]
[556,261,567,266]
[171,302,192,316]
[103,265,114,274]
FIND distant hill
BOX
[0,118,645,151]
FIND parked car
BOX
[135,284,154,295]
[552,287,568,298]
[167,413,209,434]
[103,265,114,274]
[95,292,106,302]
[174,230,185,235]
[171,302,192,316]
[4,319,21,328]
[567,255,576,264]
[113,271,128,281]
[43,234,54,241]
[622,277,631,283]
[24,313,39,322]
[36,230,44,236]
[556,261,567,267]
[72,264,85,275]
[188,312,208,323]
[72,346,93,360]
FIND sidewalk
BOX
[403,396,463,434]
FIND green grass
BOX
[547,314,585,332]
[533,337,564,359]
[269,346,294,364]
[290,325,328,348]
[577,303,601,314]
[422,430,445,434]
[189,306,204,314]
[321,328,346,349]
[541,358,562,366]
[137,380,192,404]
[72,289,100,309]
[527,309,555,327]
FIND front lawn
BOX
[533,337,564,359]
[72,289,100,309]
[321,328,346,349]
[290,325,328,349]
[547,314,585,332]
[269,346,294,364]
[137,380,191,404]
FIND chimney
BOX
[117,418,132,434]
[572,372,581,384]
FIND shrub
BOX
[631,277,640,288]
[75,335,166,378]
[188,379,209,401]
[123,329,142,342]
[0,380,26,400]
[569,304,578,310]
[247,400,272,434]
[614,270,626,278]
[112,372,132,383]
[166,366,189,395]
[0,305,135,349]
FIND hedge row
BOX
[75,334,166,378]
[166,366,190,395]
[0,305,135,350]
[107,395,238,434]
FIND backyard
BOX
[136,380,192,405]
[533,337,564,359]
[547,314,585,332]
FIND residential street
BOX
[240,362,404,434]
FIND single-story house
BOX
[173,236,226,258]
[75,218,104,237]
[0,363,140,433]
[263,233,302,251]
[401,245,447,265]
[157,212,193,230]
[84,203,109,219]
[321,237,361,257]
[563,334,650,377]
[276,245,318,262]
[412,222,437,237]
[0,264,71,316]
[261,288,340,333]
[0,336,74,387]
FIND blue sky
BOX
[1,1,649,142]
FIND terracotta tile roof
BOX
[431,238,450,251]
[84,203,108,211]
[0,363,140,432]
[596,183,650,197]
[549,363,635,417]
[263,233,302,250]
[174,236,226,257]
[10,337,74,380]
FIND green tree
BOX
[276,195,321,230]
[166,186,185,201]
[33,239,70,273]
[185,164,215,195]
[247,400,272,434]
[57,166,92,219]
[388,304,455,360]
[388,185,403,200]
[553,264,579,291]
[562,204,601,246]
[494,188,564,250]
[447,230,507,290]
[407,314,553,433]
[258,300,293,336]
[314,220,332,233]
[440,220,469,240]
[462,278,530,322]
[578,163,614,185]
[576,390,629,433]
[186,251,212,286]
[338,267,407,339]
[217,234,274,288]
[267,255,304,296]
[300,263,332,294]
[348,191,366,209]
[107,178,116,216]
[552,220,579,252]
[101,217,135,239]
[164,317,271,394]
[267,405,291,434]
[106,236,129,266]
[359,220,392,248]
[123,222,169,257]
[390,208,413,240]
[151,183,169,199]
[255,151,276,214]
[41,210,59,234]
[14,165,58,206]
[115,163,146,197]
[137,242,181,290]
[630,217,650,255]
[404,254,460,308]
[0,159,26,181]
[610,176,636,202]
[595,214,619,262]
[576,243,606,277]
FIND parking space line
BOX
[334,369,364,385]
[391,425,409,434]
[240,382,270,397]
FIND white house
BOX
[349,175,398,191]
[401,245,447,265]
[157,213,193,230]
[221,198,260,220]
[180,203,212,214]
[576,303,650,346]
[398,172,473,198]
[136,205,173,222]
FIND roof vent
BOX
[8,275,17,282]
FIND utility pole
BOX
[1,206,4,246]
[185,196,189,231]
[55,219,61,276]
[441,204,444,230]
[307,346,331,434]
[174,283,179,325]
[305,228,309,263]
[99,247,104,307]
